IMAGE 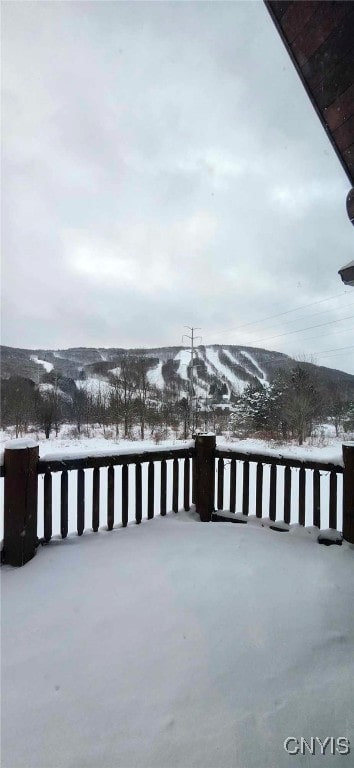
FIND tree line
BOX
[0,357,191,440]
[231,364,354,444]
[1,359,353,443]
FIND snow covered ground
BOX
[2,512,353,768]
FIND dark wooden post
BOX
[342,442,354,544]
[3,439,39,566]
[194,434,216,522]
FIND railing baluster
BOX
[269,463,277,521]
[160,459,167,516]
[44,472,52,543]
[313,469,321,528]
[329,470,337,529]
[107,466,114,530]
[172,458,179,513]
[217,458,224,511]
[77,469,85,536]
[230,459,236,513]
[242,461,250,516]
[135,463,142,524]
[184,457,190,511]
[192,458,196,504]
[256,462,263,518]
[92,467,100,532]
[148,461,154,519]
[61,470,68,539]
[5,443,344,559]
[299,467,306,526]
[284,466,291,525]
[122,464,128,527]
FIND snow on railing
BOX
[40,439,195,465]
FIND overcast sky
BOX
[2,1,353,374]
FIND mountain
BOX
[1,344,354,401]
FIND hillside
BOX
[2,344,354,403]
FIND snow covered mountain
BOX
[2,344,354,401]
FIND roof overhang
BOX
[265,1,354,224]
[265,1,354,287]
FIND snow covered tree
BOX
[233,381,270,434]
[328,382,350,436]
[343,400,354,433]
[209,379,228,403]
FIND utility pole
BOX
[182,326,202,433]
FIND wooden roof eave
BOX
[264,1,354,188]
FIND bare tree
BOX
[108,376,121,438]
[118,357,136,438]
[279,365,323,445]
[134,357,152,440]
[36,386,61,439]
[72,387,89,435]
[1,377,36,437]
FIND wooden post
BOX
[194,434,216,522]
[3,439,39,567]
[343,442,354,544]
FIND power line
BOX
[207,290,349,339]
[222,302,354,343]
[244,314,354,346]
[314,346,354,360]
[316,344,354,355]
[248,302,354,333]
[286,325,354,345]
[314,354,354,369]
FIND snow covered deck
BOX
[2,513,354,767]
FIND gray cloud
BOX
[2,0,353,373]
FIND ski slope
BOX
[30,356,53,373]
[146,361,164,389]
[205,347,248,394]
[240,349,268,382]
[75,378,112,397]
[174,349,191,381]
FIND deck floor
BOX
[2,512,354,767]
